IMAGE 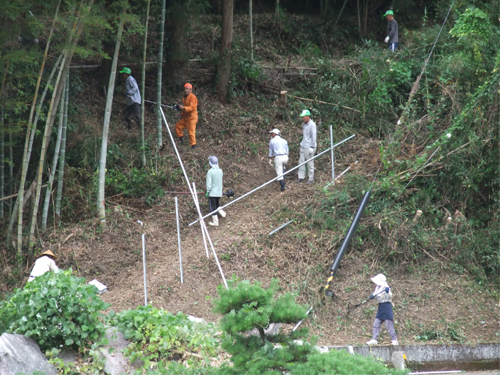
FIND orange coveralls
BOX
[175,93,198,146]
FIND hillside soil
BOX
[8,83,497,347]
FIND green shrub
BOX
[106,305,219,372]
[0,269,109,350]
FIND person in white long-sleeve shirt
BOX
[28,250,59,282]
[120,67,141,130]
[297,110,317,183]
[268,128,289,192]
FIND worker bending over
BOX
[28,250,60,282]
[175,83,198,149]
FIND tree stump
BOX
[278,91,287,108]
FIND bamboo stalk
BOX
[249,0,253,61]
[156,0,166,148]
[97,4,127,224]
[41,91,65,231]
[140,0,150,168]
[55,72,69,217]
[0,95,4,218]
[27,0,95,254]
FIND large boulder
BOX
[96,326,138,375]
[0,333,57,375]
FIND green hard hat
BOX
[119,67,131,74]
[300,109,311,117]
[383,10,394,17]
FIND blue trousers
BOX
[389,43,398,52]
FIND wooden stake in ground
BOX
[98,4,127,225]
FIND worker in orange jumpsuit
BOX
[175,83,198,149]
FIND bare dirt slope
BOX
[42,87,499,347]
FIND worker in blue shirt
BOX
[120,67,141,129]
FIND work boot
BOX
[218,209,226,218]
[391,340,399,346]
[179,136,184,144]
[296,178,304,183]
[191,145,197,149]
[126,120,132,130]
[366,339,378,345]
[307,180,314,184]
[208,215,219,226]
[279,180,285,192]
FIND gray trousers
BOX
[372,318,398,341]
[298,146,315,180]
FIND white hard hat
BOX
[269,128,281,135]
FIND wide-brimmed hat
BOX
[119,67,131,74]
[383,10,394,17]
[269,128,281,135]
[38,250,57,259]
[300,110,311,117]
[371,273,387,285]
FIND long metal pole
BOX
[192,182,228,289]
[189,134,356,226]
[330,125,335,184]
[191,183,209,258]
[292,306,313,331]
[137,220,148,306]
[160,108,209,257]
[175,197,183,283]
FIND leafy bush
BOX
[106,305,219,372]
[0,269,109,351]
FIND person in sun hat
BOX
[119,67,142,129]
[206,155,225,226]
[297,109,317,184]
[175,83,199,149]
[383,10,399,52]
[366,273,399,346]
[28,250,60,282]
[268,128,289,193]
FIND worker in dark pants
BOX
[206,156,226,227]
[120,67,141,129]
[383,10,399,52]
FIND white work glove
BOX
[384,36,390,43]
[309,148,315,154]
[268,158,273,166]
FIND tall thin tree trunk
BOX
[0,98,4,219]
[41,92,65,232]
[357,0,362,38]
[7,54,63,247]
[55,72,69,217]
[216,0,234,103]
[140,0,150,168]
[249,0,253,61]
[27,0,94,254]
[274,0,279,23]
[333,0,348,29]
[156,0,166,149]
[97,5,127,224]
[15,0,61,253]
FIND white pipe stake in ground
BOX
[292,306,313,331]
[330,125,335,184]
[269,220,293,236]
[137,220,147,306]
[189,134,356,226]
[175,197,183,283]
[160,108,209,257]
[192,182,228,289]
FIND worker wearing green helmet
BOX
[383,10,398,52]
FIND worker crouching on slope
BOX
[28,250,60,282]
[366,273,399,346]
[175,83,198,149]
[206,156,226,226]
[268,128,289,193]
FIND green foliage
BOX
[0,269,109,351]
[106,305,219,372]
[287,349,407,375]
[213,277,312,374]
[47,348,105,375]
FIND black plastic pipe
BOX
[330,190,371,273]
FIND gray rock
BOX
[0,333,57,375]
[391,351,406,370]
[56,349,77,365]
[96,326,137,375]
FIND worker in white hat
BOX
[268,128,289,192]
[28,250,60,282]
[297,110,317,183]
